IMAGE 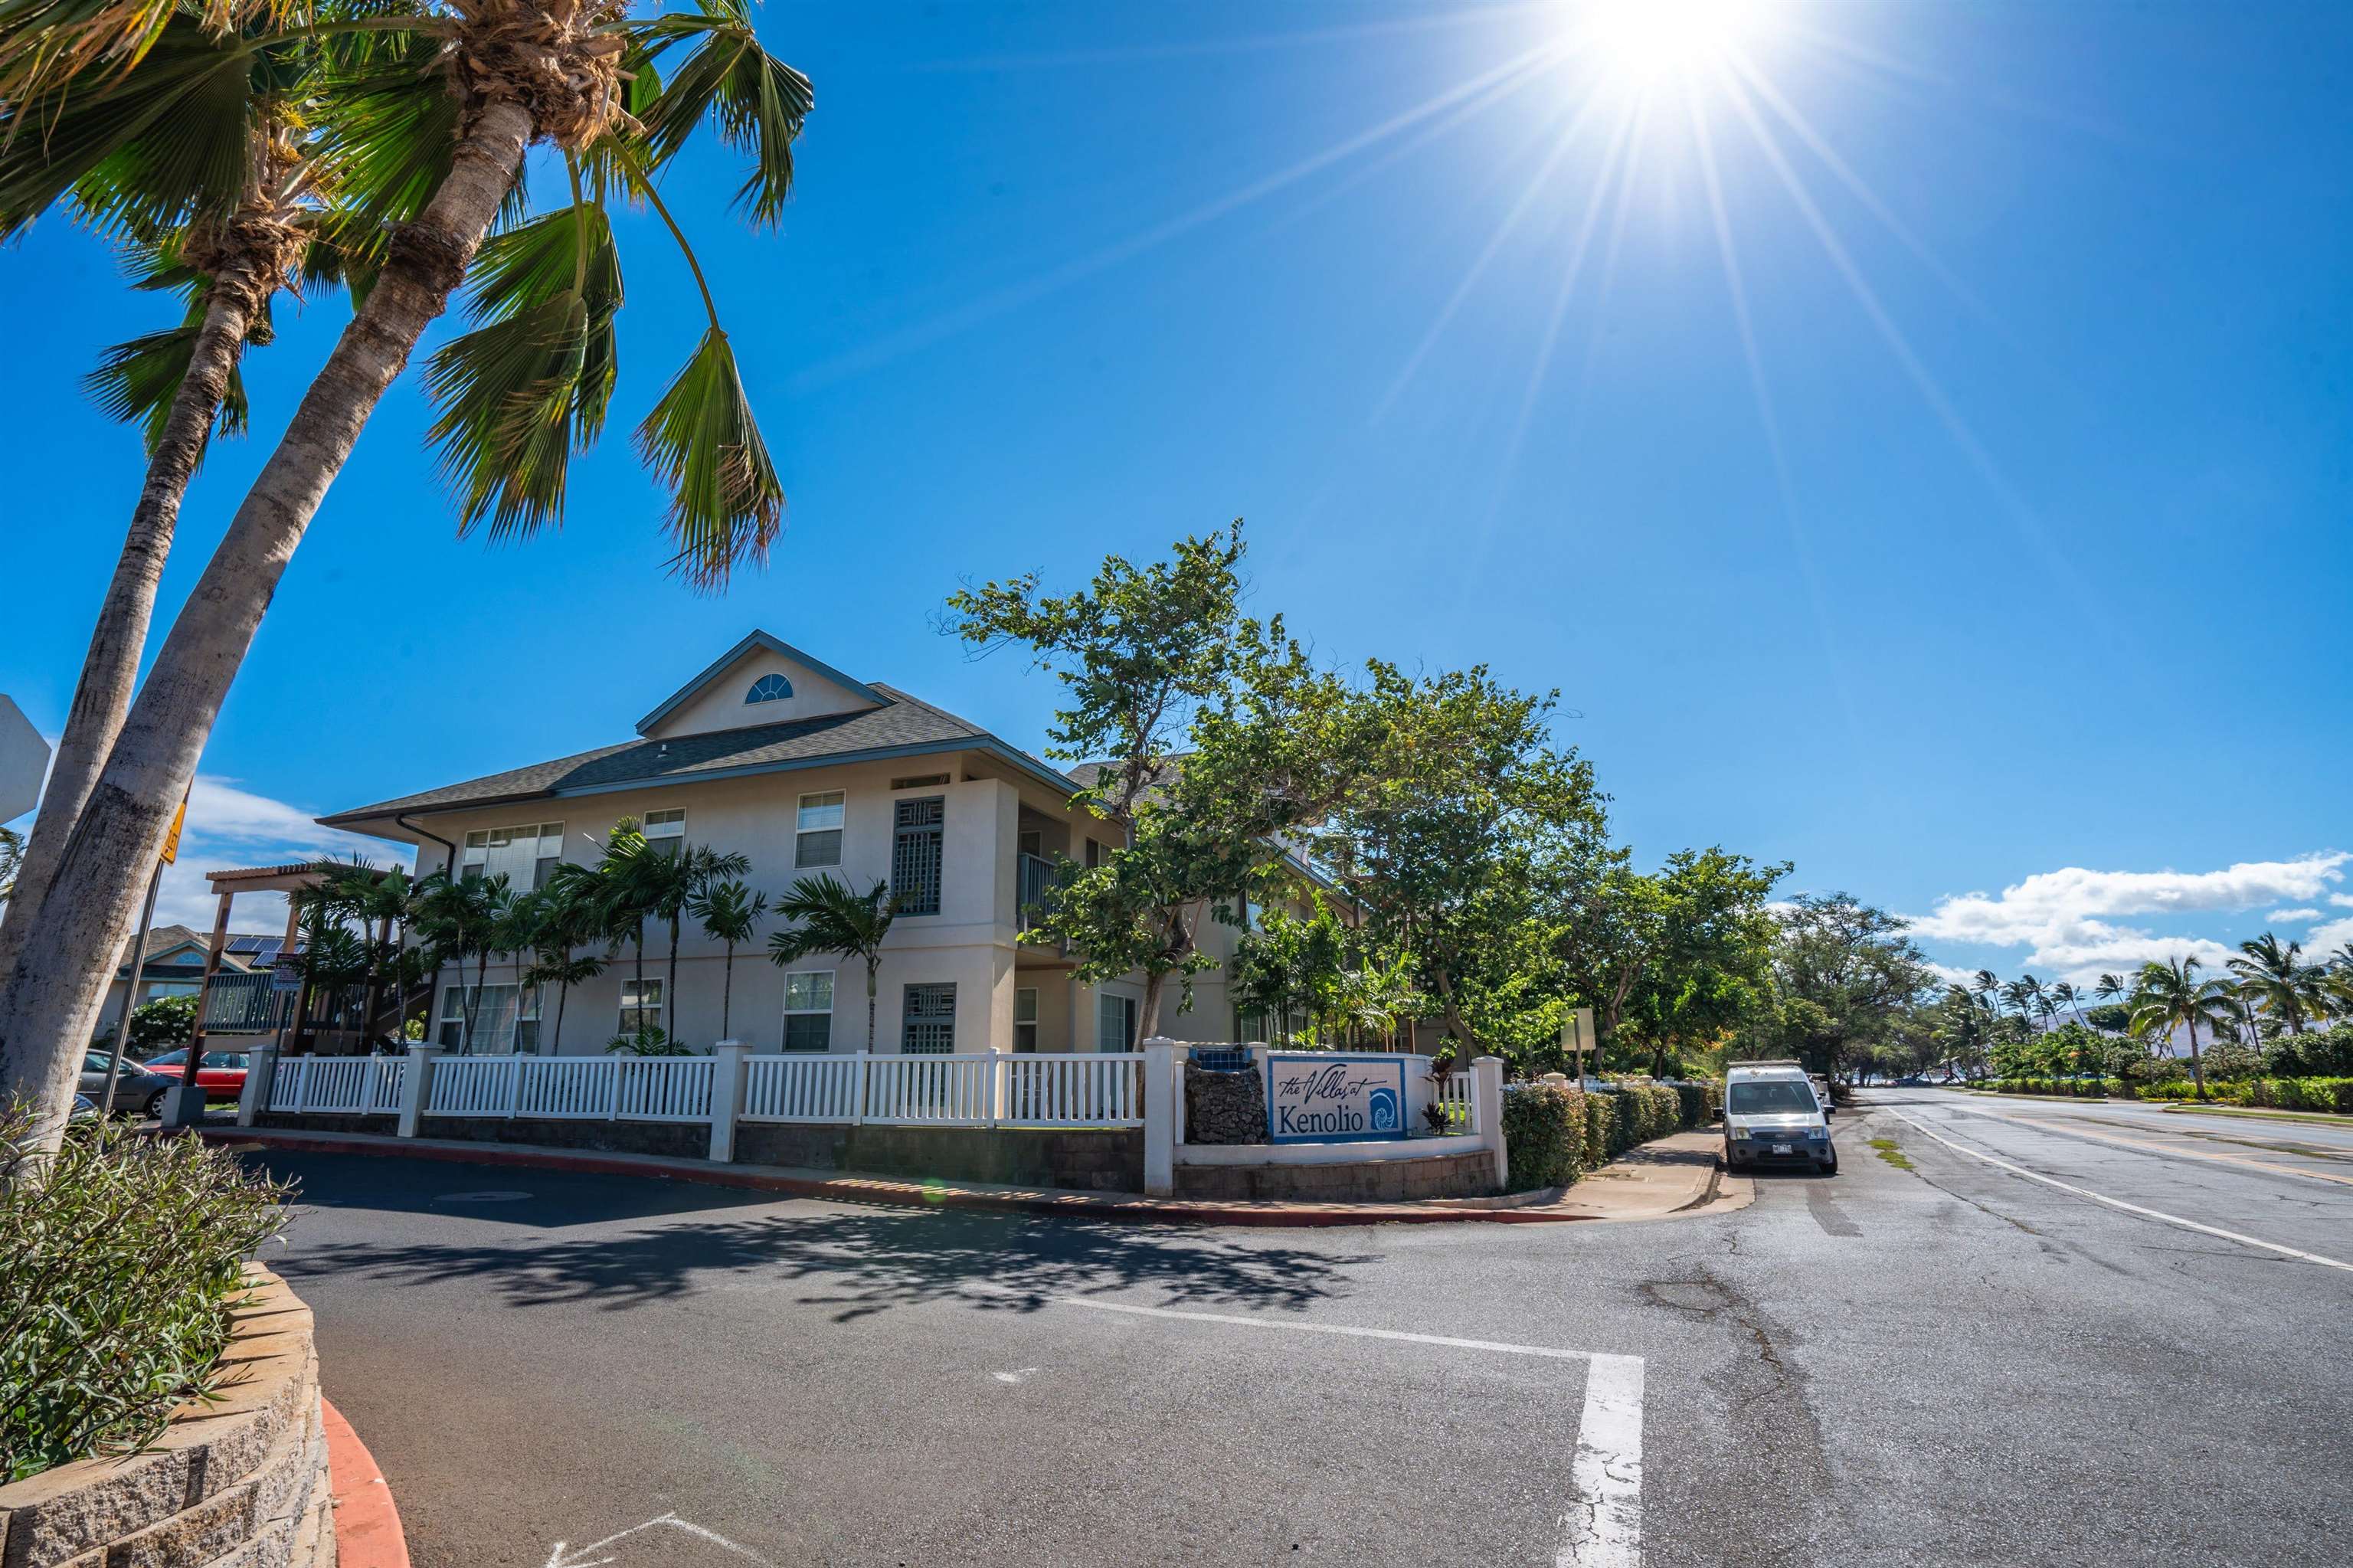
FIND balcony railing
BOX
[202,971,289,1034]
[1016,852,1059,933]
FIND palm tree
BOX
[1999,977,2038,1026]
[2227,933,2325,1036]
[411,869,506,1052]
[0,15,366,990]
[0,0,813,1152]
[522,869,604,1055]
[767,877,895,1052]
[2126,956,2236,1098]
[689,878,766,1043]
[651,843,749,1043]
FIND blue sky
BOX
[5,0,2348,978]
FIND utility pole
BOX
[98,862,165,1114]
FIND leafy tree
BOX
[767,876,895,1051]
[1749,893,1934,1080]
[689,878,766,1043]
[96,994,199,1058]
[2126,956,2236,1098]
[0,0,815,1153]
[1557,847,1785,1078]
[410,868,507,1052]
[949,526,1372,1035]
[1321,661,1605,1064]
[1229,897,1347,1046]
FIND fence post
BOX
[1473,1055,1507,1192]
[1142,1039,1178,1197]
[708,1043,745,1163]
[398,1047,441,1139]
[237,1046,277,1127]
[851,1050,869,1126]
[987,1044,1008,1128]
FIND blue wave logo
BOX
[1367,1086,1400,1132]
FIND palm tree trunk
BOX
[719,941,734,1041]
[2185,1017,2205,1097]
[0,100,537,1154]
[0,290,252,992]
[554,974,570,1055]
[666,914,681,1044]
[866,954,879,1051]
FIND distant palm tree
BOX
[767,877,896,1051]
[412,869,508,1053]
[2050,980,2086,1030]
[2000,978,2039,1024]
[689,878,767,1044]
[2227,933,2326,1036]
[2127,957,2236,1098]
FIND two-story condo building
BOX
[320,631,1278,1059]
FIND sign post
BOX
[103,793,185,1115]
[1563,1007,1595,1085]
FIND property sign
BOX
[1266,1053,1409,1144]
[270,959,303,994]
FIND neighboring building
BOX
[320,631,1311,1059]
[99,925,280,1036]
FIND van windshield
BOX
[1729,1080,1817,1115]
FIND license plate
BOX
[1771,1143,1793,1155]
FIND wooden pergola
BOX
[186,860,401,1059]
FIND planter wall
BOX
[0,1268,333,1568]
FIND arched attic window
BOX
[747,673,794,705]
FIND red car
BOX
[137,1049,251,1100]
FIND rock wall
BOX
[1184,1064,1266,1144]
[0,1268,334,1568]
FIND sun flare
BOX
[1576,0,1772,84]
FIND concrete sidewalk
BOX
[201,1124,1746,1227]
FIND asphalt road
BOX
[253,1088,2353,1567]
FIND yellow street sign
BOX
[159,799,187,866]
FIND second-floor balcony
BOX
[1017,852,1059,934]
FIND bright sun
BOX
[1579,0,1772,84]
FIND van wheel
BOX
[1816,1154,1838,1176]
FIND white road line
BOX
[1050,1297,1644,1566]
[1889,1111,2353,1275]
[545,1513,777,1568]
[1560,1353,1644,1568]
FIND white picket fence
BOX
[267,1049,1145,1128]
[741,1051,1144,1128]
[1433,1070,1474,1133]
[268,1054,405,1115]
[421,1054,715,1121]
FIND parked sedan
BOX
[75,1052,178,1117]
[137,1048,250,1100]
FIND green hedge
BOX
[1582,1094,1614,1169]
[3,1110,289,1483]
[1985,1077,2112,1098]
[1500,1084,1586,1193]
[1988,1075,2353,1115]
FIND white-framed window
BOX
[642,808,686,857]
[437,983,536,1053]
[796,791,844,868]
[619,977,664,1037]
[903,983,956,1054]
[782,971,834,1052]
[1098,992,1137,1054]
[747,673,793,704]
[461,822,565,889]
[1014,987,1039,1053]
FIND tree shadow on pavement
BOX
[278,1205,1377,1322]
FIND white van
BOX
[1723,1060,1837,1175]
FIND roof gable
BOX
[636,631,888,739]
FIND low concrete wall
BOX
[736,1123,1144,1192]
[417,1115,709,1160]
[1173,1148,1498,1202]
[0,1268,333,1568]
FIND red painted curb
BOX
[200,1128,1595,1226]
[322,1397,410,1568]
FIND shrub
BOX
[2,1111,290,1483]
[2249,1076,2353,1115]
[91,994,198,1057]
[1672,1082,1715,1128]
[1582,1094,1615,1168]
[1500,1083,1586,1193]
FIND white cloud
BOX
[2331,894,2353,910]
[2306,916,2353,958]
[142,775,396,934]
[1903,852,2348,985]
[2266,908,2321,923]
[1923,961,1982,988]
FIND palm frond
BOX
[0,16,259,242]
[632,326,782,592]
[82,306,250,457]
[630,0,812,224]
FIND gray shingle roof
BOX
[321,685,1078,827]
